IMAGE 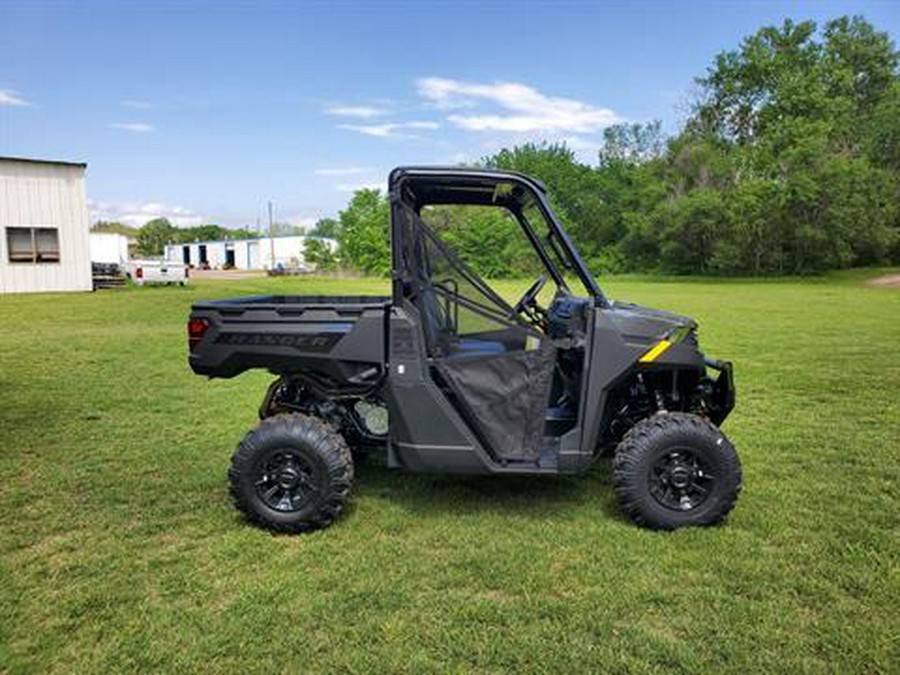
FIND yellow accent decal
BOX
[639,339,673,363]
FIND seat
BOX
[418,286,453,353]
[447,338,507,359]
[419,287,509,359]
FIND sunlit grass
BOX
[1,271,898,672]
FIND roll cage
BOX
[388,167,609,311]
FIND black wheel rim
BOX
[648,447,715,511]
[254,449,321,513]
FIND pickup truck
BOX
[188,167,740,534]
[130,259,189,286]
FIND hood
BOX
[605,300,697,345]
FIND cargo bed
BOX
[188,295,391,379]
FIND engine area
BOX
[260,374,390,450]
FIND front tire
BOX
[613,412,741,530]
[228,413,354,533]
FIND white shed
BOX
[89,232,130,265]
[0,156,92,294]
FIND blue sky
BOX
[2,0,898,229]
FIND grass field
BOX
[1,272,898,673]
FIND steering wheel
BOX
[510,274,548,324]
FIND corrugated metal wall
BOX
[163,235,329,270]
[0,159,92,293]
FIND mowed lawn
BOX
[1,272,898,674]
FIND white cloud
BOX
[559,135,599,152]
[110,122,156,133]
[89,199,203,227]
[447,151,474,165]
[286,215,320,229]
[314,166,374,176]
[338,120,439,138]
[0,89,31,106]
[122,99,152,109]
[417,77,621,134]
[325,105,389,118]
[335,181,384,192]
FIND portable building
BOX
[89,232,130,265]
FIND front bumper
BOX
[704,359,735,425]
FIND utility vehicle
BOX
[187,167,741,532]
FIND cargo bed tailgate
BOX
[188,295,390,379]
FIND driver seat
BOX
[418,286,508,359]
[448,337,507,359]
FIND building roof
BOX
[0,155,87,169]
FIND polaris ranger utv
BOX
[187,167,741,533]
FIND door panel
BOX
[433,341,555,461]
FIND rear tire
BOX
[228,413,354,533]
[613,412,741,530]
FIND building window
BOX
[6,227,60,264]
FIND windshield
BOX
[393,172,602,307]
[421,203,542,279]
[517,192,591,299]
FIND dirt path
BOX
[867,274,900,287]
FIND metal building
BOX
[0,156,92,293]
[164,235,336,271]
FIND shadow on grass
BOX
[227,455,621,535]
[344,453,621,523]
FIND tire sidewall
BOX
[639,430,731,526]
[230,414,352,531]
[241,437,331,526]
[615,414,741,529]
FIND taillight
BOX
[188,317,210,351]
[135,267,143,279]
[185,267,190,279]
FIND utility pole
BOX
[267,200,275,268]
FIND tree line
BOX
[101,16,899,277]
[330,16,900,277]
[92,219,313,257]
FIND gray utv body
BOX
[189,167,734,477]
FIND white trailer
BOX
[89,233,130,265]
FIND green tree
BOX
[303,238,338,271]
[337,189,391,275]
[485,142,610,261]
[91,221,139,237]
[680,15,900,273]
[868,81,900,170]
[598,121,666,167]
[322,15,899,277]
[424,205,527,278]
[594,123,670,270]
[309,217,340,239]
[655,189,730,274]
[137,218,176,256]
[175,224,229,243]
